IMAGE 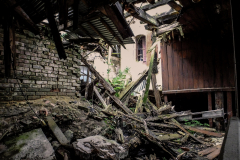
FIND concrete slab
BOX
[46,116,69,145]
[0,128,55,160]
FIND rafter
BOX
[99,18,126,49]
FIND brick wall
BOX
[0,27,82,101]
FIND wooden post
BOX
[151,74,161,108]
[215,92,224,130]
[164,95,168,103]
[107,47,112,80]
[44,0,66,59]
[227,91,233,120]
[208,92,213,127]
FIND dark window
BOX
[80,66,92,83]
[136,35,146,62]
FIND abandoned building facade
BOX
[0,0,239,160]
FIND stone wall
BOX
[0,27,82,101]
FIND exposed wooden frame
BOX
[3,0,40,34]
[208,92,213,127]
[44,0,67,59]
[99,18,126,49]
[162,87,235,94]
[87,22,113,49]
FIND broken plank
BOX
[85,78,99,100]
[106,91,133,114]
[157,133,182,141]
[198,145,221,156]
[145,113,179,121]
[46,116,69,145]
[206,148,221,159]
[169,118,207,144]
[147,122,177,129]
[78,53,116,95]
[151,74,161,108]
[94,86,108,109]
[44,0,66,59]
[158,105,172,113]
[183,126,223,137]
[135,94,143,113]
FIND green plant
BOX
[129,107,135,112]
[187,129,196,134]
[184,119,208,127]
[106,67,131,97]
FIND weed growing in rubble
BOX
[184,119,210,127]
[105,67,131,97]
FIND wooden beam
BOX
[151,74,161,108]
[208,92,213,127]
[73,0,79,30]
[99,2,134,39]
[87,22,112,47]
[76,49,116,95]
[3,0,40,34]
[125,4,159,26]
[227,91,233,120]
[215,92,224,131]
[164,95,168,103]
[94,86,108,109]
[167,0,182,12]
[44,0,67,59]
[3,11,12,77]
[162,87,235,94]
[99,18,126,49]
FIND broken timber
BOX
[93,86,108,109]
[44,0,66,59]
[78,52,116,95]
[46,116,69,145]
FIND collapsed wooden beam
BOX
[3,0,40,34]
[99,18,126,49]
[76,50,116,95]
[167,0,183,12]
[44,0,67,59]
[125,4,159,26]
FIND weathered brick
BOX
[59,72,67,76]
[29,68,41,72]
[23,80,35,84]
[0,83,14,87]
[36,92,46,96]
[13,96,24,101]
[27,88,39,92]
[41,77,51,81]
[44,66,53,71]
[66,93,75,96]
[18,63,31,68]
[48,74,57,78]
[24,92,35,96]
[8,79,18,83]
[29,76,41,80]
[39,88,51,92]
[16,67,29,71]
[58,92,66,96]
[48,81,57,85]
[31,57,42,61]
[36,81,47,85]
[28,96,41,100]
[33,65,43,69]
[47,92,58,96]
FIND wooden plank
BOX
[164,95,168,103]
[162,87,235,94]
[214,45,222,87]
[192,36,199,89]
[184,126,223,137]
[151,74,161,108]
[167,41,174,90]
[215,91,224,130]
[182,37,188,89]
[227,91,233,120]
[208,40,214,88]
[78,51,116,95]
[3,11,12,77]
[198,145,221,156]
[198,36,204,88]
[206,147,221,160]
[94,86,108,109]
[106,91,133,114]
[161,42,168,91]
[46,116,69,145]
[143,48,155,104]
[187,36,193,89]
[44,0,66,59]
[177,37,184,90]
[202,40,209,88]
[208,92,213,127]
[172,39,178,90]
[3,0,40,34]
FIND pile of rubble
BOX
[0,92,225,160]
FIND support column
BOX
[215,92,224,130]
[227,91,233,120]
[164,95,168,103]
[208,92,213,127]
